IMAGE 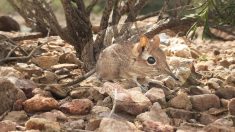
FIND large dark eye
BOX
[147,56,156,64]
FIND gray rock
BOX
[190,94,220,111]
[0,78,26,115]
[215,85,235,99]
[98,118,139,132]
[3,111,28,125]
[0,120,17,132]
[25,118,61,132]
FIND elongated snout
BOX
[164,68,179,81]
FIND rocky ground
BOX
[0,21,235,132]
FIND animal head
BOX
[131,35,178,80]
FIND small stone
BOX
[15,79,37,98]
[38,71,57,84]
[195,62,208,71]
[221,99,229,107]
[219,59,230,68]
[45,84,68,99]
[59,52,82,65]
[91,106,111,115]
[167,57,193,84]
[102,82,151,115]
[60,99,93,115]
[85,119,102,131]
[207,78,223,90]
[136,102,170,124]
[23,94,59,113]
[32,110,67,122]
[168,92,192,110]
[3,111,28,125]
[203,118,235,132]
[163,77,176,89]
[98,118,139,132]
[165,108,198,120]
[213,49,220,56]
[0,78,27,115]
[199,113,217,125]
[70,89,90,99]
[226,73,235,86]
[189,86,210,95]
[63,119,85,130]
[15,63,43,76]
[145,88,165,103]
[169,40,191,58]
[190,94,220,111]
[215,85,235,99]
[32,88,52,97]
[229,64,235,70]
[31,55,59,69]
[0,66,24,78]
[0,120,16,132]
[228,98,235,115]
[25,118,61,131]
[142,120,174,132]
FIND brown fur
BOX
[96,35,176,82]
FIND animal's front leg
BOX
[132,77,149,93]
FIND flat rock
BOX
[51,63,78,71]
[199,113,217,125]
[168,92,192,110]
[168,38,192,58]
[136,102,170,124]
[60,99,93,115]
[3,111,28,125]
[226,73,235,86]
[142,120,174,132]
[32,110,67,122]
[100,82,151,115]
[23,94,59,113]
[168,57,193,84]
[207,78,223,90]
[189,86,210,95]
[25,117,61,132]
[59,52,82,65]
[203,118,235,132]
[190,94,220,111]
[145,88,165,103]
[31,55,59,69]
[215,85,235,99]
[0,66,24,78]
[15,63,43,76]
[14,78,38,98]
[98,118,139,132]
[0,120,17,132]
[0,78,27,115]
[166,108,199,121]
[69,89,90,99]
[63,119,85,131]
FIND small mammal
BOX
[0,16,20,32]
[96,35,178,92]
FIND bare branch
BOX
[86,0,99,16]
[0,42,46,64]
[93,0,115,59]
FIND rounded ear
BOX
[132,35,149,57]
[152,35,160,48]
[146,35,160,51]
